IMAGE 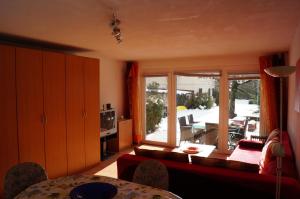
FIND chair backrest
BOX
[187,114,194,124]
[203,123,218,145]
[132,159,169,190]
[178,116,187,126]
[4,162,48,199]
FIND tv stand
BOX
[106,119,133,152]
[100,132,117,160]
[100,119,132,161]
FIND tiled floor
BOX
[82,147,135,178]
[82,144,229,179]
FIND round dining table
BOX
[15,174,181,199]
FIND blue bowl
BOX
[69,182,117,199]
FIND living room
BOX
[1,1,300,199]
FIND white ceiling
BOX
[0,0,300,60]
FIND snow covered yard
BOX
[146,101,260,145]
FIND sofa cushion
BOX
[191,156,259,173]
[281,131,298,178]
[133,147,189,163]
[282,131,294,160]
[228,145,262,165]
[226,160,259,173]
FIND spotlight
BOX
[111,13,122,43]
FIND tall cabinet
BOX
[0,44,100,195]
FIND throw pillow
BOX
[191,156,259,173]
[266,129,280,144]
[191,156,227,168]
[259,137,279,175]
[164,151,189,163]
[133,147,189,163]
[134,147,165,159]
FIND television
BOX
[100,109,117,138]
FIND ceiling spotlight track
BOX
[111,12,122,44]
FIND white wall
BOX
[99,57,126,117]
[75,51,126,117]
[288,22,300,177]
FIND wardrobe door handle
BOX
[41,114,45,125]
[41,114,47,125]
[44,115,48,125]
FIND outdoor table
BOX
[192,121,206,130]
[191,121,206,141]
[15,174,181,199]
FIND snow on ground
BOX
[146,102,260,145]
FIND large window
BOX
[142,72,260,152]
[176,73,220,147]
[227,74,260,150]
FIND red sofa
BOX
[117,132,300,199]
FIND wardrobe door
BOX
[16,47,45,167]
[0,44,18,194]
[43,51,68,178]
[66,55,85,175]
[84,58,100,167]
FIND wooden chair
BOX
[133,159,169,190]
[4,162,48,199]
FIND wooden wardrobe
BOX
[0,44,100,194]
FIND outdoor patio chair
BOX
[228,119,249,148]
[178,116,194,143]
[187,114,200,124]
[202,122,218,146]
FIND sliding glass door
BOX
[228,74,260,150]
[176,73,220,148]
[144,76,169,143]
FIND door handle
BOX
[44,115,48,125]
[82,111,87,119]
[40,114,47,125]
[40,114,44,125]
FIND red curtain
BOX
[259,56,279,136]
[128,62,142,144]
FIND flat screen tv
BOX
[100,109,117,138]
